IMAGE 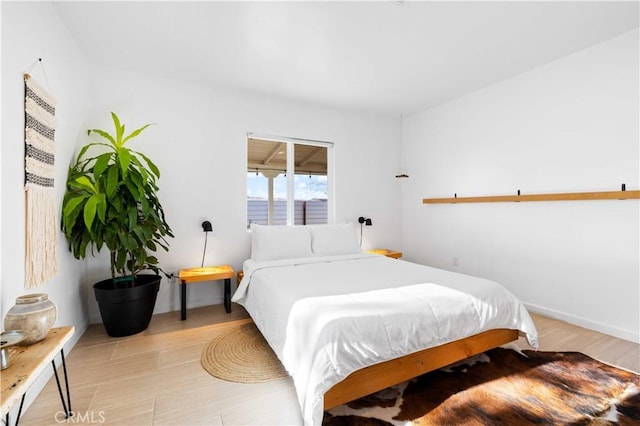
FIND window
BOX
[247,134,332,226]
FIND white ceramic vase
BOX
[4,293,57,345]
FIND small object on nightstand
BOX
[0,330,26,370]
[366,249,402,259]
[178,265,234,320]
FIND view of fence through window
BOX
[247,137,329,226]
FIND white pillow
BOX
[250,224,313,261]
[309,223,361,256]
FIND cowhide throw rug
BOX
[324,347,640,425]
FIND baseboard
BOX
[89,296,224,324]
[154,295,224,316]
[524,302,640,344]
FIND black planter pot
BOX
[93,274,161,337]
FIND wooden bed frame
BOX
[323,328,519,410]
[237,270,520,411]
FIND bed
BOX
[232,223,538,425]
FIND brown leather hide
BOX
[324,348,640,425]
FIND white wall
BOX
[1,2,403,416]
[402,29,640,343]
[84,70,403,322]
[1,0,92,416]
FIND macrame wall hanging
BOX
[24,69,58,288]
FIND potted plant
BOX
[61,112,173,337]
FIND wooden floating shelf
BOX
[423,190,640,204]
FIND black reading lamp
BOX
[201,220,213,267]
[358,216,372,246]
[358,217,372,226]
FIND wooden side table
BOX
[178,265,234,320]
[366,249,403,259]
[1,326,74,425]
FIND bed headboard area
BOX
[250,223,362,261]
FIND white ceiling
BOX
[53,1,639,117]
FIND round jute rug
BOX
[201,322,289,383]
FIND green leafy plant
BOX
[61,112,173,284]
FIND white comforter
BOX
[232,254,538,425]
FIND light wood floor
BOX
[19,304,639,425]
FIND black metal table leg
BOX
[180,279,187,320]
[224,278,231,313]
[4,349,69,426]
[61,349,72,416]
[51,349,72,419]
[7,394,25,426]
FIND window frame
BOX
[247,132,334,226]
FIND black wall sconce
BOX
[201,220,213,267]
[358,216,372,246]
[358,217,373,226]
